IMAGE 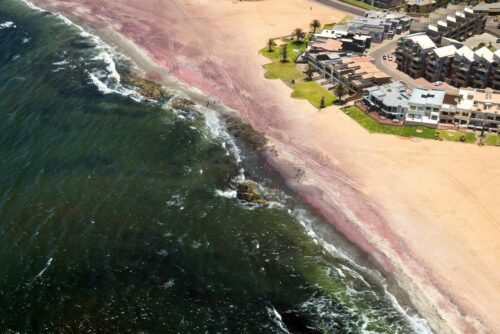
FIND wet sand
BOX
[30,0,500,333]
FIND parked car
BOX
[382,55,387,60]
[388,56,393,61]
[434,81,443,86]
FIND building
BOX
[396,33,500,89]
[307,54,391,94]
[494,50,500,90]
[395,33,436,78]
[406,0,446,15]
[473,2,500,16]
[424,45,456,82]
[450,88,500,131]
[446,46,497,89]
[410,4,487,44]
[405,88,445,128]
[353,0,404,9]
[363,81,410,120]
[331,11,412,44]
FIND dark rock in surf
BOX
[236,181,268,205]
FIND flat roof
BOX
[407,33,436,50]
[434,45,457,58]
[409,88,446,106]
[366,81,410,108]
[457,88,500,113]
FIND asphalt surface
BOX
[314,0,367,17]
[368,38,419,89]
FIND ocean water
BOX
[0,1,431,333]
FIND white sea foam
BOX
[92,51,121,82]
[215,189,237,199]
[20,0,150,103]
[202,107,242,164]
[22,37,31,44]
[384,286,433,334]
[267,306,291,334]
[0,21,16,29]
[296,209,433,333]
[35,257,53,280]
[53,59,69,66]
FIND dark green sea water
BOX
[0,1,431,333]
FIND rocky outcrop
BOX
[236,181,268,205]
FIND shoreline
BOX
[28,0,500,333]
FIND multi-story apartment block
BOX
[307,53,391,94]
[331,11,412,44]
[494,53,500,91]
[358,0,404,9]
[405,88,445,128]
[363,81,410,120]
[396,32,500,89]
[439,88,500,131]
[410,4,486,45]
[447,46,497,89]
[473,2,500,16]
[424,45,456,82]
[406,0,446,15]
[395,33,436,79]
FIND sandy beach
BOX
[30,0,500,332]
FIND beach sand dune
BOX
[32,0,500,333]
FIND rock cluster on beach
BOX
[225,116,268,151]
[122,73,171,100]
[236,181,268,205]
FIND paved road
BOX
[368,38,419,89]
[314,0,367,17]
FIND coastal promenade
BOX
[31,0,500,333]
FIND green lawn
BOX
[291,81,337,108]
[343,107,482,143]
[322,23,335,30]
[485,134,500,146]
[436,130,476,143]
[260,42,337,108]
[343,106,437,139]
[263,61,305,82]
[342,0,378,10]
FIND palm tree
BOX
[281,44,288,63]
[334,82,348,103]
[293,28,305,43]
[268,38,273,52]
[320,97,325,109]
[310,19,321,34]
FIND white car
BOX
[434,81,443,86]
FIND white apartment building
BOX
[405,88,446,128]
